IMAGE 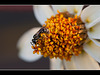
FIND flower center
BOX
[31,10,88,61]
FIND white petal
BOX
[73,52,100,69]
[51,5,83,16]
[65,5,83,16]
[50,58,64,70]
[63,56,77,70]
[87,20,100,39]
[86,17,100,29]
[18,43,42,62]
[74,5,84,16]
[83,40,100,63]
[51,5,68,14]
[88,37,100,47]
[33,5,55,25]
[81,5,100,29]
[17,27,42,62]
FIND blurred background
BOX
[0,5,49,69]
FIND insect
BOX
[30,26,49,45]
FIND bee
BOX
[30,26,49,45]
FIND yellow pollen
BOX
[32,10,87,61]
[74,9,78,13]
[38,48,41,51]
[86,18,90,23]
[57,10,60,14]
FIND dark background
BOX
[0,5,49,69]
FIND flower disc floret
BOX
[32,10,87,61]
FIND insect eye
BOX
[32,39,37,44]
[42,30,44,32]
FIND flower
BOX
[17,5,100,70]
